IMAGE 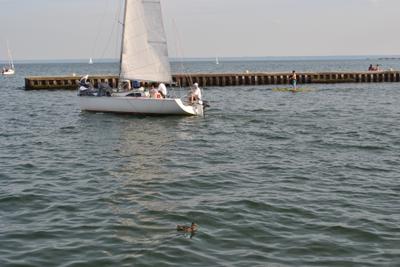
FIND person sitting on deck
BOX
[189,83,202,104]
[132,80,141,89]
[149,83,162,98]
[79,75,92,89]
[120,80,132,91]
[158,83,167,98]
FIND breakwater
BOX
[25,71,400,90]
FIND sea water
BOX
[0,59,399,266]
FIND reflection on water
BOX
[77,114,208,244]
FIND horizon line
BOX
[2,55,400,64]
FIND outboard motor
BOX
[202,100,210,109]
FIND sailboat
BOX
[89,58,93,64]
[215,56,219,65]
[78,0,205,116]
[1,42,15,75]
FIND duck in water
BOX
[176,222,198,233]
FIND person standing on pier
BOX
[289,70,297,91]
[368,64,374,71]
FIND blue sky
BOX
[0,0,399,61]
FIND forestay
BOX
[120,0,172,83]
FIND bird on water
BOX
[176,222,198,233]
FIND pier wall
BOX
[24,76,119,90]
[25,71,400,90]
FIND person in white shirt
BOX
[158,83,167,98]
[189,83,202,104]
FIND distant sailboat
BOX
[89,58,93,64]
[78,0,205,116]
[215,56,219,65]
[1,41,15,75]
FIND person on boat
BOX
[132,80,141,89]
[158,83,167,98]
[289,70,297,90]
[149,84,157,98]
[149,83,162,98]
[189,83,202,104]
[79,75,92,89]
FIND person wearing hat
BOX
[189,83,202,104]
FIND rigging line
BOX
[171,19,193,87]
[115,0,123,61]
[6,40,13,68]
[169,19,184,98]
[100,0,123,60]
[91,0,110,60]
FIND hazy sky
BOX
[0,0,399,61]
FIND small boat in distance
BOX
[78,0,205,116]
[216,56,219,65]
[1,41,15,75]
[89,58,93,64]
[1,66,15,75]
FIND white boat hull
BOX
[2,69,15,75]
[79,96,203,116]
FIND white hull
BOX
[79,96,203,116]
[2,69,15,75]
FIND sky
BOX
[0,0,399,61]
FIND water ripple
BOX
[1,63,400,266]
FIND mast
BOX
[6,40,14,69]
[118,0,128,79]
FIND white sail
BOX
[120,0,172,83]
